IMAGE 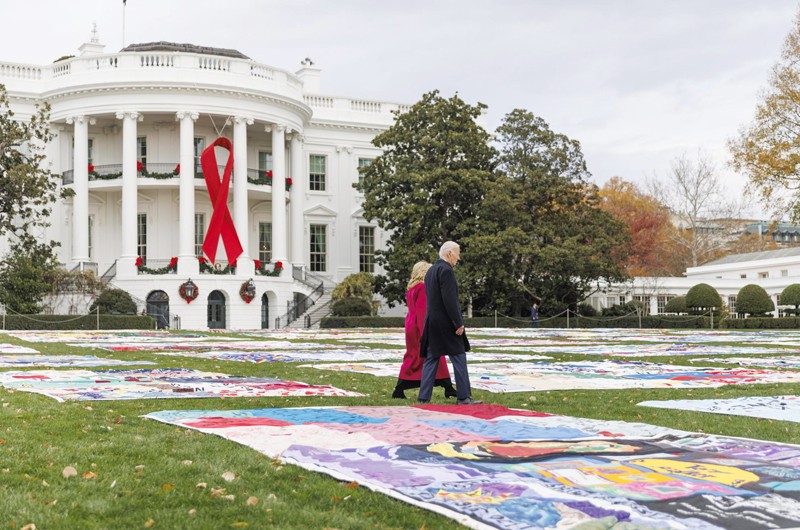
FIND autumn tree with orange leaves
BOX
[599,177,682,276]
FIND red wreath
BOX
[239,281,255,304]
[179,281,198,304]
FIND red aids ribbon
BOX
[201,138,243,265]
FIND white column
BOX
[177,111,200,276]
[270,124,288,271]
[233,116,254,276]
[290,133,305,267]
[116,111,142,276]
[67,115,94,264]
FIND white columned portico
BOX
[67,115,95,265]
[116,111,142,276]
[177,111,199,276]
[233,116,254,276]
[290,133,305,267]
[269,124,288,272]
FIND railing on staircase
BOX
[274,266,327,328]
[101,260,117,282]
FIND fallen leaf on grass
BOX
[188,509,196,516]
[266,494,277,502]
[246,496,258,506]
[62,466,77,479]
[42,480,48,487]
[181,460,192,466]
[222,495,236,501]
[82,472,97,479]
[135,465,145,470]
[231,524,248,527]
[144,519,154,528]
[21,524,36,530]
[221,472,236,482]
[195,482,207,489]
[161,484,175,492]
[345,481,359,489]
[210,488,226,497]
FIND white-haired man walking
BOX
[417,241,482,405]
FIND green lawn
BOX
[1,330,799,529]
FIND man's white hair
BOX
[439,241,460,259]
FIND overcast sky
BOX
[1,0,797,217]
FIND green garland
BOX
[199,260,235,275]
[136,258,178,275]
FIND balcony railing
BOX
[199,260,236,275]
[63,164,275,186]
[136,259,177,275]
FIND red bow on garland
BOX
[200,138,243,265]
[137,161,142,172]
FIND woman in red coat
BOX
[392,261,456,399]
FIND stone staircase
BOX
[287,292,333,329]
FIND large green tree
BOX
[467,110,630,314]
[360,91,497,306]
[0,84,71,312]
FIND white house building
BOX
[0,37,484,329]
[586,246,800,317]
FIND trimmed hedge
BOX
[0,315,155,330]
[736,284,774,317]
[664,296,687,314]
[331,298,373,317]
[686,283,723,313]
[320,315,716,329]
[721,317,800,329]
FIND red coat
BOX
[399,283,450,380]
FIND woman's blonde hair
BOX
[407,261,432,291]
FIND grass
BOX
[1,329,800,529]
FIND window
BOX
[194,138,205,177]
[88,215,94,260]
[619,295,626,305]
[759,272,769,279]
[71,138,94,168]
[357,158,372,192]
[258,151,273,172]
[359,226,375,273]
[137,213,147,261]
[259,222,272,264]
[782,269,789,277]
[137,136,147,169]
[309,224,326,272]
[656,295,673,315]
[728,296,737,318]
[195,214,205,257]
[606,296,617,308]
[309,155,326,191]
[741,274,747,279]
[633,295,650,315]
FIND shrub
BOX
[664,296,687,314]
[321,315,715,329]
[686,283,722,314]
[89,289,137,315]
[577,302,597,317]
[331,273,373,303]
[331,297,373,316]
[602,301,644,317]
[781,284,800,315]
[0,315,154,330]
[736,284,775,317]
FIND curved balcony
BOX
[62,165,290,191]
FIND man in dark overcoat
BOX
[417,241,482,405]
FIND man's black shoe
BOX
[456,398,483,405]
[416,399,430,404]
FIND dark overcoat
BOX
[419,258,470,358]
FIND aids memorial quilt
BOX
[145,404,800,529]
[639,395,800,424]
[483,344,800,357]
[300,360,800,393]
[0,368,362,401]
[0,355,157,368]
[691,356,800,369]
[6,331,233,343]
[150,349,545,364]
[0,343,39,354]
[70,341,350,352]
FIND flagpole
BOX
[122,1,126,48]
